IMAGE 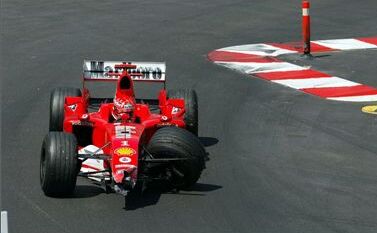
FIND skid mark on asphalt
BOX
[282,109,377,155]
[250,96,377,155]
[16,192,70,233]
[208,37,377,102]
[270,170,377,229]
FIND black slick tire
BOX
[40,132,79,196]
[168,89,198,135]
[146,127,205,189]
[49,87,81,131]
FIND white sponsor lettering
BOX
[83,61,166,81]
[115,125,136,139]
[116,170,124,175]
[172,107,180,114]
[68,104,77,111]
[121,141,129,146]
[115,164,131,169]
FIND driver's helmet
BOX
[112,95,135,120]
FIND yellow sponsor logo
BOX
[114,147,136,156]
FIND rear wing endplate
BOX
[83,60,166,82]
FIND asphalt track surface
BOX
[1,1,377,232]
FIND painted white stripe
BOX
[273,77,359,89]
[1,211,8,233]
[302,8,309,16]
[218,43,297,57]
[313,39,377,50]
[215,61,307,74]
[327,94,377,102]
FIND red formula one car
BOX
[40,60,206,201]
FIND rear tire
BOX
[168,89,198,135]
[146,127,206,189]
[49,87,81,131]
[40,132,79,196]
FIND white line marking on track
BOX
[327,94,377,102]
[1,211,8,233]
[273,77,360,89]
[15,192,70,233]
[215,61,307,74]
[218,43,297,57]
[313,39,377,50]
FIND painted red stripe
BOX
[82,164,101,171]
[310,42,337,52]
[302,85,377,98]
[357,37,377,46]
[207,50,280,63]
[255,69,331,80]
[268,42,336,53]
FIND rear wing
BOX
[83,60,166,82]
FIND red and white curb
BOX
[208,37,377,102]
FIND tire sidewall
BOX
[40,132,79,196]
[49,87,81,131]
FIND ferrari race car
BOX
[40,60,206,201]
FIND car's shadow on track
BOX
[124,182,222,211]
[69,185,105,198]
[123,137,220,210]
[199,137,219,147]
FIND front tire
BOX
[49,87,81,131]
[40,132,79,196]
[146,127,206,189]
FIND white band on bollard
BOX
[302,8,309,16]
